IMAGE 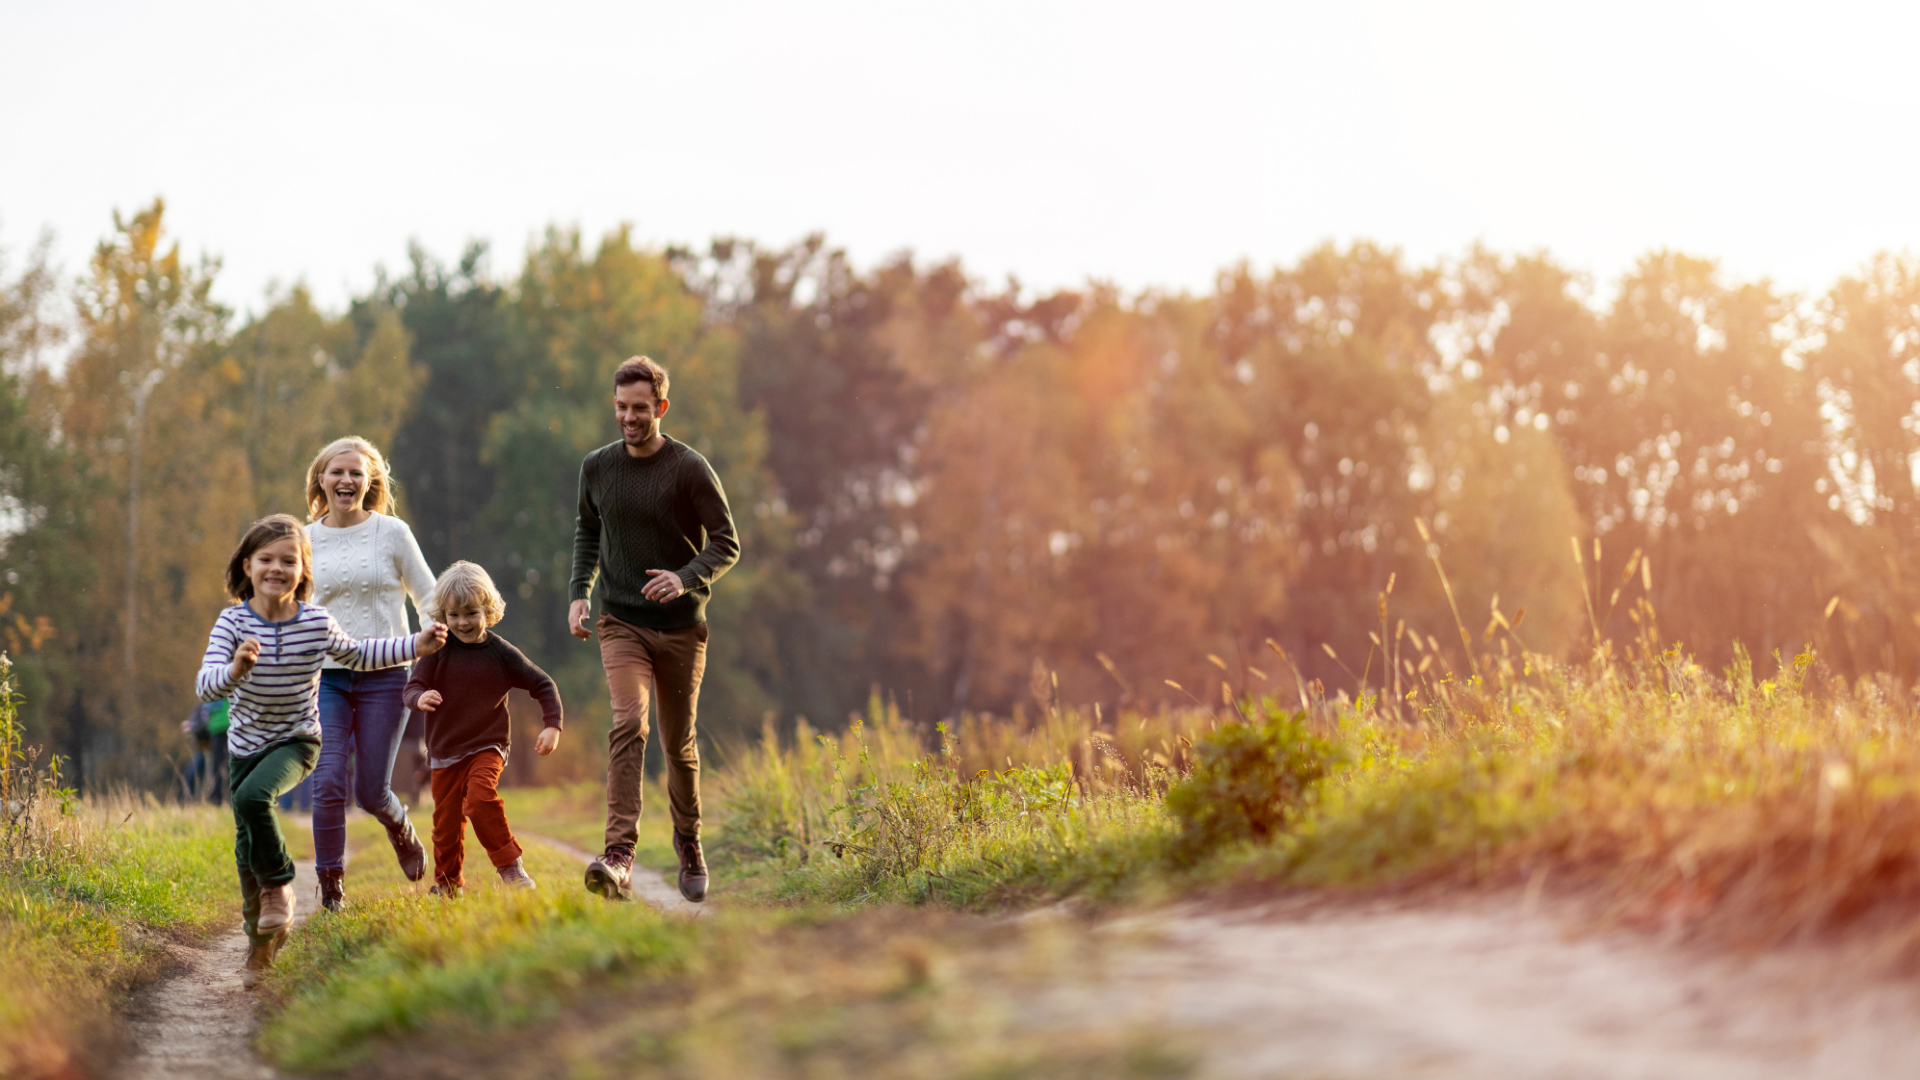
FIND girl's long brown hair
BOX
[305,436,395,521]
[225,514,314,603]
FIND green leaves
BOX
[1163,703,1341,853]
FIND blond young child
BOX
[403,562,563,893]
[196,514,447,986]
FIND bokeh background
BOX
[5,1,1920,787]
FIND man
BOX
[569,355,740,902]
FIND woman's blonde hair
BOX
[306,436,395,521]
[426,561,507,626]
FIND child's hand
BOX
[535,727,561,756]
[416,690,443,712]
[416,622,448,656]
[230,638,262,680]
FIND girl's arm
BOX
[323,612,445,670]
[197,611,250,701]
[391,518,437,631]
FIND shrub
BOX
[1163,702,1340,853]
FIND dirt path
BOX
[110,860,318,1080]
[1079,898,1920,1079]
[524,833,703,916]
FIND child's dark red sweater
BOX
[402,632,562,767]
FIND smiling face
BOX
[614,380,669,449]
[323,451,370,518]
[443,601,489,644]
[246,536,306,604]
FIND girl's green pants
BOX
[229,739,320,948]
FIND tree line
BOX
[4,200,1919,787]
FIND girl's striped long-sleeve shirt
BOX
[197,602,418,757]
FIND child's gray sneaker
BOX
[498,858,536,890]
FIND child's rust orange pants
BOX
[430,749,523,888]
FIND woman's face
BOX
[247,537,305,603]
[323,451,371,517]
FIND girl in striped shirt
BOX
[197,513,447,985]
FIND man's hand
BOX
[568,599,593,640]
[415,689,443,712]
[535,727,561,756]
[416,623,449,656]
[642,569,686,603]
[229,638,262,681]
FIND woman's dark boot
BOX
[387,818,426,881]
[317,867,346,912]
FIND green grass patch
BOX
[262,842,693,1071]
[261,856,1193,1079]
[0,797,235,1080]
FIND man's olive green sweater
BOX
[569,436,740,630]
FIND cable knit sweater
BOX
[569,437,740,630]
[306,513,436,669]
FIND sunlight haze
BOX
[6,0,1917,310]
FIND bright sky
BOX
[5,1,1918,314]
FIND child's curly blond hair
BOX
[425,561,507,626]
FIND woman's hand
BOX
[230,638,262,681]
[415,690,443,712]
[536,727,561,756]
[416,623,448,656]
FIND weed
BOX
[1164,703,1339,855]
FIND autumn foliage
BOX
[5,205,1920,786]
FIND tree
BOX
[47,201,240,786]
[482,226,790,761]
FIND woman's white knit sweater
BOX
[306,513,437,668]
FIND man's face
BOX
[614,380,668,446]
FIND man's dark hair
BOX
[614,355,669,401]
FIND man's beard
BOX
[624,419,658,445]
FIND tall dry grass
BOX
[708,533,1920,962]
[706,691,1228,904]
[1266,528,1920,957]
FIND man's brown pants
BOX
[599,615,707,850]
[430,749,522,888]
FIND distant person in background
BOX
[569,356,739,904]
[303,436,438,912]
[180,697,229,802]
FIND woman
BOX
[304,436,437,910]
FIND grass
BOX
[264,784,1196,1079]
[243,532,1920,1075]
[704,696,1201,909]
[0,653,236,1078]
[0,792,237,1079]
[499,776,677,874]
[703,589,1920,964]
